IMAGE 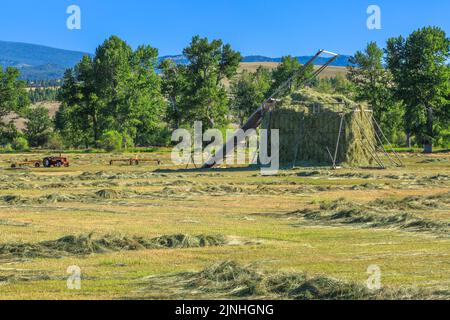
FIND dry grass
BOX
[132,261,445,300]
[2,102,60,131]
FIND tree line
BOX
[0,27,449,153]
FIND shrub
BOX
[136,126,172,147]
[12,137,30,152]
[437,129,450,149]
[121,132,134,150]
[0,122,21,146]
[99,130,125,152]
[0,143,14,153]
[24,106,53,147]
[47,133,65,150]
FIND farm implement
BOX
[10,159,42,168]
[10,155,70,168]
[109,157,162,166]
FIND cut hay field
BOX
[0,150,449,300]
[238,62,348,79]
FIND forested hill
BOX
[0,40,351,81]
[0,40,90,80]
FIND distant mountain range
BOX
[0,40,351,81]
[0,40,90,81]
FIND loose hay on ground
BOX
[0,234,228,259]
[132,261,443,300]
[285,192,450,236]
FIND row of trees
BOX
[57,36,165,148]
[230,56,315,125]
[230,27,450,151]
[56,35,243,149]
[348,26,450,151]
[29,87,59,103]
[0,66,64,150]
[1,27,449,152]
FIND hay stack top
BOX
[275,87,364,113]
[262,87,376,167]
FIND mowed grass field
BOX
[0,150,449,300]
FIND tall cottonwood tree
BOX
[347,42,394,122]
[57,36,165,147]
[230,67,271,125]
[347,42,403,142]
[386,27,450,152]
[159,59,187,129]
[0,66,29,120]
[181,36,242,128]
[0,66,29,145]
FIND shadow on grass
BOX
[154,165,262,174]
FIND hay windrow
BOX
[0,219,31,227]
[0,234,228,259]
[0,269,53,284]
[95,189,121,199]
[1,195,24,205]
[286,193,450,236]
[419,158,449,164]
[132,261,440,300]
[370,192,450,210]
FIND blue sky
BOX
[0,0,449,56]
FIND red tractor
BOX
[43,156,70,168]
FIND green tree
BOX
[0,122,22,146]
[12,137,29,152]
[314,75,354,96]
[0,66,29,125]
[159,59,187,129]
[57,36,165,147]
[230,67,271,125]
[386,27,450,152]
[99,130,130,152]
[47,132,65,150]
[56,67,93,148]
[271,56,313,94]
[347,42,396,124]
[181,36,242,128]
[347,42,403,143]
[129,45,166,145]
[24,106,53,147]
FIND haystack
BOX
[261,87,376,166]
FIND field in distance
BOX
[238,62,348,79]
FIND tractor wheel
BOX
[11,164,16,168]
[35,162,41,168]
[56,161,62,167]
